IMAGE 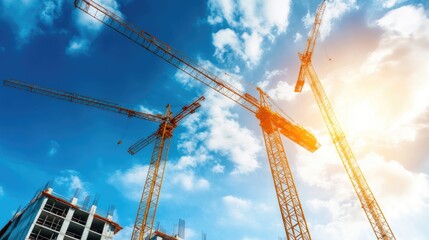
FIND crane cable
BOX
[118,116,132,145]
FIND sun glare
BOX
[341,100,386,140]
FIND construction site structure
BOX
[151,231,182,240]
[0,187,122,240]
[150,219,185,240]
[295,1,396,239]
[74,1,321,239]
[3,79,204,240]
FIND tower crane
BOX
[74,1,321,239]
[294,1,396,239]
[3,79,204,240]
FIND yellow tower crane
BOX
[74,0,321,239]
[3,79,204,240]
[295,1,396,239]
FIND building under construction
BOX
[150,231,183,240]
[0,188,122,240]
[148,219,185,240]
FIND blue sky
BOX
[1,0,429,239]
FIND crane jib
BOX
[73,0,258,113]
[3,79,165,123]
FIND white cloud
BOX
[113,224,133,240]
[360,154,429,218]
[0,0,64,45]
[204,91,262,174]
[0,0,124,52]
[171,171,210,191]
[233,65,241,73]
[258,69,286,88]
[297,145,429,240]
[212,28,242,63]
[257,68,297,102]
[321,0,358,40]
[67,0,123,55]
[66,37,90,55]
[377,5,429,38]
[222,195,252,223]
[296,5,429,153]
[108,163,210,203]
[303,0,357,41]
[267,80,296,102]
[138,104,162,115]
[207,0,291,66]
[48,140,60,156]
[381,0,404,9]
[262,0,290,34]
[175,69,201,90]
[211,27,265,66]
[333,4,429,146]
[242,32,263,66]
[220,195,273,227]
[294,32,302,43]
[184,227,198,240]
[108,164,149,201]
[223,195,251,207]
[303,11,314,29]
[174,147,211,170]
[178,133,209,158]
[175,156,199,170]
[66,0,122,55]
[40,0,64,25]
[175,61,262,175]
[54,170,89,198]
[212,163,225,173]
[207,0,235,25]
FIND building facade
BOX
[0,188,122,240]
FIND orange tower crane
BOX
[74,1,321,239]
[295,1,396,239]
[3,79,204,240]
[127,98,204,240]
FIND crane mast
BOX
[130,98,204,240]
[74,0,321,239]
[132,107,173,240]
[295,1,396,239]
[256,89,311,240]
